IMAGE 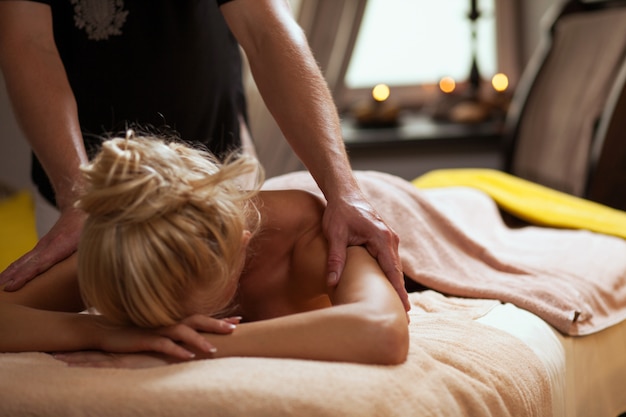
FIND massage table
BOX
[1,169,625,417]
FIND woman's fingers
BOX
[143,334,204,359]
[222,316,243,325]
[179,314,239,334]
[155,315,241,357]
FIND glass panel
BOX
[345,0,497,88]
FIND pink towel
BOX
[263,171,626,335]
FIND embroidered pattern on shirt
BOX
[70,0,129,41]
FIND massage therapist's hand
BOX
[0,206,86,291]
[323,193,410,311]
[94,314,240,361]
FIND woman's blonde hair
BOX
[76,132,263,328]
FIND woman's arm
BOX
[196,244,409,365]
[0,256,237,359]
[0,301,238,360]
[0,302,100,353]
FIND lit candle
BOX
[491,73,509,93]
[439,76,456,94]
[352,83,398,127]
[372,83,391,102]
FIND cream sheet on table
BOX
[0,292,551,417]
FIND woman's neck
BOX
[234,189,330,321]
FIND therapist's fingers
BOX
[1,208,84,291]
[325,223,348,287]
[323,195,410,311]
[364,236,410,312]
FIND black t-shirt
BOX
[26,0,245,205]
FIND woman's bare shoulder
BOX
[258,189,325,232]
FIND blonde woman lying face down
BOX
[0,134,409,367]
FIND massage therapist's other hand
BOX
[323,193,410,312]
[0,206,86,291]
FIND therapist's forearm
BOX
[0,12,87,208]
[223,1,358,202]
[250,40,357,201]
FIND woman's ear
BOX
[242,230,252,248]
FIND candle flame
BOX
[372,84,391,102]
[491,73,509,92]
[439,77,456,94]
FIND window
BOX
[337,0,520,111]
[346,0,496,87]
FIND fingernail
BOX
[327,272,338,286]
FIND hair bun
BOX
[77,137,198,224]
[77,134,262,226]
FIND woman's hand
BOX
[56,315,242,368]
[54,351,172,369]
[93,314,240,360]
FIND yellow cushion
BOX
[412,168,626,240]
[0,190,38,272]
